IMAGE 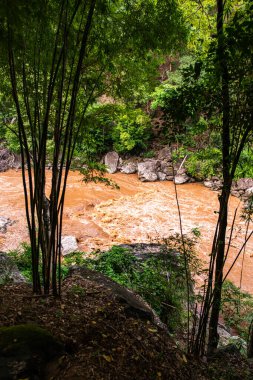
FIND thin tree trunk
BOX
[207,0,231,354]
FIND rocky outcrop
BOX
[69,265,166,329]
[136,147,175,182]
[118,243,179,261]
[204,177,253,200]
[0,216,14,233]
[61,236,79,256]
[0,147,20,172]
[104,151,119,174]
[231,178,253,199]
[0,252,26,284]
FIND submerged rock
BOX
[0,217,14,233]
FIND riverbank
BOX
[0,169,253,293]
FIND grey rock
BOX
[233,178,253,191]
[231,190,240,197]
[104,151,119,174]
[212,180,223,191]
[203,179,223,191]
[0,217,13,233]
[166,175,174,181]
[141,172,158,182]
[0,252,26,284]
[120,162,137,174]
[174,169,190,185]
[0,147,21,172]
[176,168,187,175]
[160,161,174,176]
[61,236,78,256]
[174,175,190,185]
[137,160,160,182]
[157,172,166,181]
[204,181,214,188]
[245,186,253,197]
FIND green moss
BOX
[0,324,63,359]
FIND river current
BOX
[0,170,252,293]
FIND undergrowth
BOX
[6,235,202,332]
[221,280,253,341]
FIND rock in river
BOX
[120,162,137,174]
[137,160,160,182]
[0,216,13,233]
[61,235,79,256]
[174,168,190,185]
[104,151,119,174]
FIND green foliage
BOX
[235,147,253,180]
[83,241,200,331]
[221,280,253,340]
[185,147,222,180]
[8,243,36,282]
[112,108,151,153]
[4,128,20,154]
[79,104,152,158]
[142,150,155,158]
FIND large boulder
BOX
[137,160,160,182]
[104,151,119,174]
[61,236,78,256]
[69,265,165,328]
[120,162,137,174]
[0,217,13,233]
[0,252,26,284]
[174,168,190,185]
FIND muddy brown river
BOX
[0,170,252,293]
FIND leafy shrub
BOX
[112,109,151,153]
[235,147,253,180]
[83,243,198,331]
[142,150,155,158]
[78,103,151,158]
[185,147,222,180]
[221,280,253,340]
[4,128,20,154]
[8,243,37,281]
